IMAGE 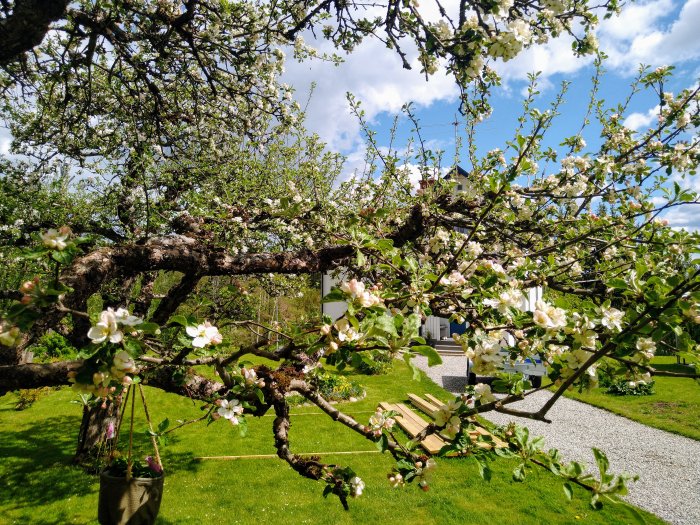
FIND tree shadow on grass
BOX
[0,414,200,518]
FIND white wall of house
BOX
[321,272,347,321]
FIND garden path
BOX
[413,355,700,525]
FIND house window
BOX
[456,184,463,191]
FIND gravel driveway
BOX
[414,355,700,525]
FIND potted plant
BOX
[97,383,165,525]
[98,456,164,525]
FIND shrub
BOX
[314,371,364,401]
[15,387,56,410]
[31,332,78,361]
[606,379,655,396]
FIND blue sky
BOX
[282,0,700,228]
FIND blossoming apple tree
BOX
[0,0,699,512]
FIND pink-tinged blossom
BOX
[145,456,163,474]
[340,279,365,298]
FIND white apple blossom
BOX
[440,270,467,288]
[111,350,137,377]
[218,398,244,424]
[634,338,656,362]
[87,309,123,344]
[40,229,68,250]
[335,318,360,342]
[600,305,625,332]
[473,383,496,404]
[466,241,483,258]
[483,288,524,316]
[186,321,223,348]
[532,301,567,330]
[469,332,505,374]
[349,476,365,497]
[113,307,143,327]
[368,408,396,432]
[433,399,462,426]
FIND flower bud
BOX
[19,280,36,293]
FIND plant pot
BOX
[98,471,164,525]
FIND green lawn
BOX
[564,356,700,441]
[0,362,662,525]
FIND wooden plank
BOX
[407,393,439,418]
[424,393,447,409]
[393,404,450,455]
[379,401,507,453]
[379,402,450,455]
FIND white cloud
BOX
[284,36,459,173]
[497,0,700,84]
[601,0,700,70]
[497,34,593,83]
[623,105,660,130]
[662,204,700,231]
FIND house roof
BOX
[443,165,469,180]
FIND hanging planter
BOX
[98,384,165,525]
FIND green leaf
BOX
[563,482,573,501]
[169,315,190,327]
[122,338,143,356]
[475,458,492,482]
[322,289,347,302]
[592,448,609,478]
[374,314,398,337]
[51,250,73,265]
[254,387,265,404]
[138,322,160,334]
[512,463,526,482]
[403,313,421,338]
[411,345,442,367]
[375,433,389,452]
[157,418,170,433]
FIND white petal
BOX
[192,336,207,348]
[87,326,107,343]
[186,325,200,337]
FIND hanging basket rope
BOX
[111,383,164,479]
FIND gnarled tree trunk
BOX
[74,401,119,469]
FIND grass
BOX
[0,361,662,525]
[564,356,700,441]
